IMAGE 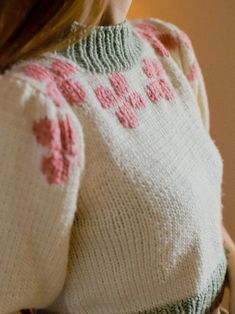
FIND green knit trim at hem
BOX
[135,256,228,314]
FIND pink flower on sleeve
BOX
[32,116,62,151]
[158,33,179,51]
[186,61,199,81]
[41,151,73,185]
[46,81,67,108]
[32,113,80,184]
[23,63,53,81]
[59,114,79,157]
[151,38,170,57]
[135,22,170,57]
[135,22,158,34]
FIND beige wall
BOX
[128,0,235,240]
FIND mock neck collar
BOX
[63,20,143,74]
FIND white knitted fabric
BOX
[0,18,227,314]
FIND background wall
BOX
[128,0,235,239]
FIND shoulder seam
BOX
[2,72,52,102]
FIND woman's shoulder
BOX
[129,16,202,85]
[0,51,88,117]
[130,16,195,61]
[130,16,187,39]
[1,52,81,100]
[130,17,210,133]
[0,54,86,181]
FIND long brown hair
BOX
[0,0,107,73]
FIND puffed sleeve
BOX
[172,25,210,133]
[0,74,85,313]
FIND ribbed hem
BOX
[135,256,228,314]
[32,256,227,314]
[63,20,143,74]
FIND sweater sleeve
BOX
[0,75,85,313]
[172,25,210,134]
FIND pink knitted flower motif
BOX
[41,151,73,185]
[135,22,158,42]
[158,79,175,101]
[32,114,80,184]
[32,116,62,151]
[94,71,146,128]
[146,79,175,102]
[23,62,68,109]
[151,38,170,57]
[146,80,164,102]
[158,33,179,51]
[179,30,200,82]
[186,60,199,81]
[46,81,67,108]
[50,60,77,79]
[50,60,87,108]
[95,86,117,109]
[135,22,158,35]
[59,114,79,157]
[135,22,170,57]
[57,79,87,107]
[23,60,87,109]
[142,59,164,79]
[115,103,138,128]
[143,58,175,103]
[109,72,129,96]
[126,92,146,110]
[23,63,54,81]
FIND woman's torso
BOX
[8,18,227,313]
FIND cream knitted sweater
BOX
[0,18,227,314]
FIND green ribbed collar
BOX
[63,20,143,74]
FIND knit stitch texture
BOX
[0,18,227,314]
